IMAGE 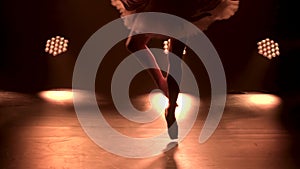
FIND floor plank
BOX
[0,90,298,169]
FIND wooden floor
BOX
[0,89,299,169]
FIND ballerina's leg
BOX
[164,38,186,139]
[166,38,186,106]
[125,34,169,97]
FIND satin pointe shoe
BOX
[165,105,178,139]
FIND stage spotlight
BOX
[257,38,280,59]
[45,36,69,56]
[163,39,186,55]
[163,39,170,54]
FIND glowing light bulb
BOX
[45,35,69,56]
[257,38,280,59]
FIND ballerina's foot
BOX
[165,107,178,139]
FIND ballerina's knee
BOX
[125,37,147,53]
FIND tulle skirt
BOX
[111,0,239,38]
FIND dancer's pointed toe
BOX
[165,107,178,139]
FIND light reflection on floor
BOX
[2,89,293,168]
[248,93,281,106]
[37,89,282,122]
[227,92,282,108]
[38,89,199,122]
[39,89,73,103]
[149,92,199,121]
[38,88,109,106]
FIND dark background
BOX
[0,0,299,96]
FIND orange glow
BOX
[45,36,69,56]
[149,92,198,120]
[163,39,186,55]
[257,38,280,59]
[38,89,102,105]
[248,94,281,106]
[174,94,194,120]
[150,92,169,110]
[39,89,73,103]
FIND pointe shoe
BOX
[165,106,178,139]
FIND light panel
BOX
[257,38,280,60]
[45,36,69,56]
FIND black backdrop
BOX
[0,0,299,96]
